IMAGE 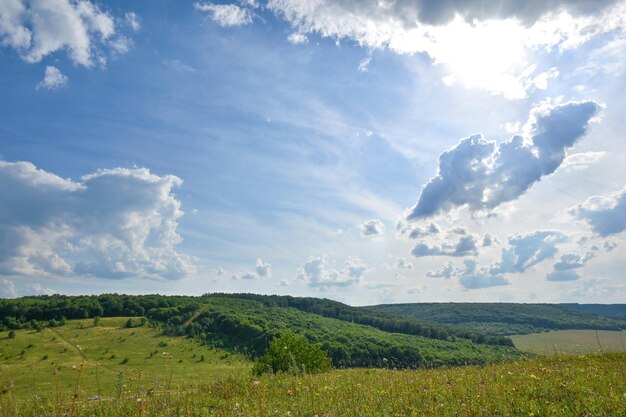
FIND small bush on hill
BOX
[253,332,331,375]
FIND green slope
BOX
[0,294,522,369]
[174,296,521,368]
[0,317,249,398]
[368,303,626,335]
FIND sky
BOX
[0,0,625,305]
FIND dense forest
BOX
[2,294,624,368]
[559,303,626,321]
[370,303,626,335]
[0,293,519,368]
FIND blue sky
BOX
[1,0,625,304]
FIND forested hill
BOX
[368,303,626,335]
[559,304,626,321]
[0,293,520,369]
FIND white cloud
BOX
[37,65,68,90]
[562,151,606,170]
[266,0,626,98]
[360,218,385,237]
[490,230,566,274]
[426,261,457,279]
[287,31,308,44]
[232,271,257,280]
[358,55,371,73]
[411,234,478,258]
[255,258,272,277]
[0,159,195,280]
[569,186,626,236]
[0,0,125,67]
[164,59,196,73]
[298,255,367,288]
[401,222,439,239]
[407,100,599,220]
[395,257,413,269]
[124,12,141,32]
[194,2,253,27]
[28,282,56,295]
[0,278,17,298]
[458,259,509,289]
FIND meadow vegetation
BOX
[1,350,624,416]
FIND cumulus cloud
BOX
[395,257,413,269]
[458,260,509,289]
[411,234,478,258]
[232,271,257,280]
[0,159,195,280]
[482,233,497,247]
[0,0,135,67]
[0,279,17,298]
[407,101,599,220]
[255,258,272,277]
[490,230,566,274]
[194,2,253,27]
[37,65,68,90]
[426,261,457,279]
[569,186,626,236]
[298,255,367,288]
[404,222,440,239]
[266,0,626,97]
[360,218,385,236]
[28,282,56,295]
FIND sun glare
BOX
[429,17,531,98]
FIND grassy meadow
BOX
[511,329,626,354]
[0,318,250,398]
[1,317,625,416]
[1,352,624,416]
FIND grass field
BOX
[0,318,250,398]
[1,352,624,416]
[511,330,626,354]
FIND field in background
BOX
[511,330,626,354]
[0,318,250,398]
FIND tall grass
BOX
[2,353,624,416]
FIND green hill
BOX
[0,294,521,370]
[0,317,249,398]
[368,303,626,335]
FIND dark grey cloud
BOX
[407,101,599,220]
[268,0,619,28]
[569,187,626,236]
[411,235,478,258]
[0,160,194,280]
[490,230,566,274]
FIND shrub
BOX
[253,332,332,376]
